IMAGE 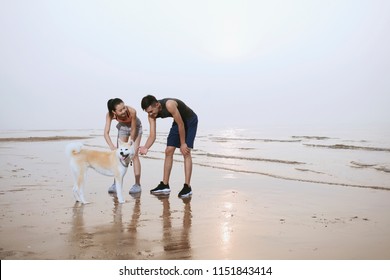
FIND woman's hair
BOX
[107,98,124,118]
[141,95,158,110]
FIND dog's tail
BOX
[65,142,83,158]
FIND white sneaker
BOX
[108,183,117,193]
[129,184,141,194]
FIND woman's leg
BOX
[132,132,142,186]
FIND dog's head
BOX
[117,140,135,164]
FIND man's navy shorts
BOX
[167,114,198,149]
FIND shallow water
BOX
[154,126,390,191]
[1,125,389,191]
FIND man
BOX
[139,95,198,198]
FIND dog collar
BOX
[120,158,130,168]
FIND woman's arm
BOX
[127,106,137,144]
[104,112,116,150]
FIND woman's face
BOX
[114,102,127,118]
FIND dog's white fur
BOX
[66,140,135,204]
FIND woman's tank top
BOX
[114,107,141,127]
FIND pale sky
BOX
[1,0,389,131]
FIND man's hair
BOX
[141,95,158,110]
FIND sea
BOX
[1,124,389,191]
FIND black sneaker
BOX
[178,184,192,198]
[150,181,171,194]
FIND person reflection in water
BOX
[155,195,193,259]
[70,194,192,259]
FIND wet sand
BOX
[1,135,390,259]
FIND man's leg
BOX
[183,151,192,185]
[163,146,176,185]
[183,114,197,186]
[150,126,177,194]
[178,151,193,198]
[178,114,197,197]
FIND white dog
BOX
[66,140,135,204]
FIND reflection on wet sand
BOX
[153,194,192,259]
[69,202,91,259]
[111,193,143,240]
[68,193,192,259]
[127,193,142,235]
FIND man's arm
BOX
[139,116,156,155]
[166,100,190,156]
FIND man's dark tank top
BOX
[157,98,195,121]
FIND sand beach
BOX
[0,129,390,260]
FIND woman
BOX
[104,98,142,194]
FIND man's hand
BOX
[139,146,148,155]
[180,143,190,156]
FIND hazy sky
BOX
[1,0,389,131]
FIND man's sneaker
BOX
[108,183,117,194]
[150,181,171,194]
[178,184,192,198]
[129,184,141,194]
